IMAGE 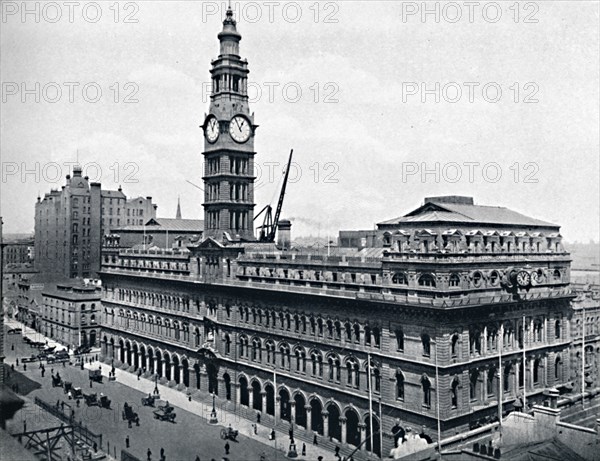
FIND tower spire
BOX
[176,196,182,220]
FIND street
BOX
[3,321,304,461]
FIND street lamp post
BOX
[209,392,218,424]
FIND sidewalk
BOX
[87,360,339,460]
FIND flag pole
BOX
[522,315,527,411]
[367,352,374,457]
[435,343,442,457]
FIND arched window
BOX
[555,355,562,381]
[252,338,261,362]
[555,320,561,339]
[395,329,404,351]
[451,378,459,408]
[392,272,408,285]
[224,334,231,355]
[422,376,432,407]
[418,274,436,288]
[364,325,371,345]
[372,327,381,348]
[345,322,352,341]
[383,232,392,247]
[533,358,540,384]
[422,334,431,357]
[449,273,461,287]
[451,333,459,357]
[396,371,405,400]
[470,369,479,401]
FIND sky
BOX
[1,1,599,242]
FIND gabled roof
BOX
[101,190,126,199]
[378,199,557,228]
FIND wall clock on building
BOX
[229,115,251,143]
[205,116,219,143]
[515,270,531,287]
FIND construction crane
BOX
[254,149,293,243]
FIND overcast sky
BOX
[1,1,598,242]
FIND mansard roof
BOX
[378,198,557,228]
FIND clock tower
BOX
[201,7,256,241]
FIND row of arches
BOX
[236,376,382,456]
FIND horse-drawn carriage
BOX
[220,426,239,441]
[122,402,140,425]
[99,394,111,409]
[152,401,176,422]
[83,392,99,406]
[153,405,176,423]
[141,394,156,407]
[89,369,102,383]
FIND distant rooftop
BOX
[112,218,203,233]
[379,196,557,228]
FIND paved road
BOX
[4,321,323,461]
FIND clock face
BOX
[516,270,531,287]
[229,115,251,143]
[205,116,219,143]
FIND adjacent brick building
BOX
[40,281,101,349]
[34,166,157,278]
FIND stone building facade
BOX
[40,282,101,349]
[99,215,573,456]
[34,166,156,278]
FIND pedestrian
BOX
[126,435,130,448]
[90,379,93,388]
[318,457,323,461]
[56,400,60,409]
[11,344,14,351]
[147,448,152,461]
[23,363,26,371]
[195,456,200,461]
[256,412,261,424]
[313,433,318,445]
[301,443,306,456]
[254,424,258,435]
[93,442,98,453]
[160,447,165,461]
[224,442,230,455]
[41,368,45,377]
[11,364,14,371]
[16,358,19,366]
[270,429,276,440]
[51,368,54,375]
[335,445,340,456]
[61,401,65,411]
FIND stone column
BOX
[482,369,488,401]
[340,417,347,444]
[290,401,296,423]
[218,376,226,397]
[199,365,208,392]
[358,423,366,451]
[305,405,312,432]
[275,396,281,422]
[248,388,254,409]
[235,383,241,405]
[483,326,488,355]
[322,411,329,438]
[177,364,184,385]
[261,391,267,414]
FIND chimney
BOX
[277,220,292,250]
